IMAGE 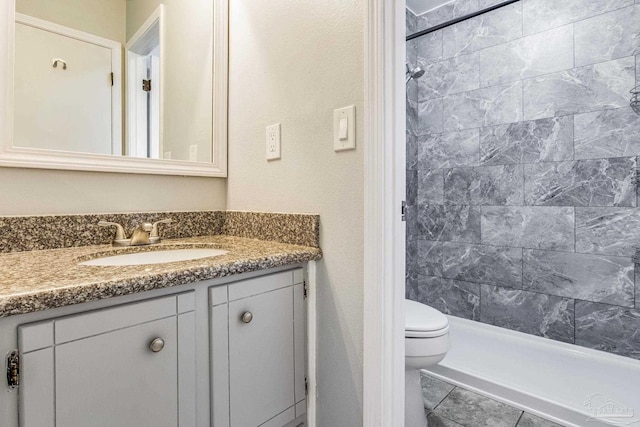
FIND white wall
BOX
[16,0,126,43]
[227,1,364,425]
[0,168,226,215]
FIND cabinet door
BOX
[229,287,295,427]
[56,317,177,427]
[18,293,196,427]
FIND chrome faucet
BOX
[98,219,174,246]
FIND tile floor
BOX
[421,372,565,427]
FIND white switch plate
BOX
[333,105,356,151]
[266,123,281,160]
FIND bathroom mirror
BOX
[0,0,228,177]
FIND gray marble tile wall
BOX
[406,0,640,360]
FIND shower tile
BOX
[574,107,640,159]
[434,387,523,427]
[416,204,481,243]
[419,52,480,101]
[443,81,522,131]
[416,30,444,65]
[418,169,444,205]
[406,203,420,241]
[523,57,636,121]
[481,206,575,251]
[407,38,418,69]
[442,2,523,58]
[575,301,640,360]
[516,413,563,427]
[417,240,444,277]
[480,116,574,166]
[575,207,640,256]
[442,242,523,288]
[451,0,481,19]
[406,279,418,300]
[478,0,511,7]
[421,372,455,412]
[407,132,419,170]
[522,0,634,36]
[523,249,635,307]
[415,4,454,33]
[416,276,480,319]
[417,98,444,135]
[524,158,637,207]
[426,413,464,427]
[480,285,575,342]
[444,164,524,206]
[479,25,574,88]
[417,129,479,170]
[636,264,640,310]
[574,5,640,67]
[406,8,417,35]
[407,98,418,137]
[406,170,418,206]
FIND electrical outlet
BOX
[266,123,281,160]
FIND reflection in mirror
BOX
[13,0,214,163]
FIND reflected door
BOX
[14,21,116,155]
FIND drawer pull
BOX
[149,337,165,352]
[241,311,253,324]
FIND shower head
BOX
[406,63,425,85]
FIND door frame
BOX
[126,5,164,159]
[363,0,406,426]
[15,13,123,156]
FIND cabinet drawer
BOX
[228,268,301,302]
[55,295,179,344]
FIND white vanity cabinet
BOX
[17,292,197,427]
[211,269,307,427]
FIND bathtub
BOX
[424,316,640,427]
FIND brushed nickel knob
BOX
[241,311,253,323]
[149,337,165,352]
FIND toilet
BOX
[405,299,451,427]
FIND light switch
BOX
[339,117,349,140]
[334,105,355,151]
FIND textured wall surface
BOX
[0,168,226,216]
[406,0,640,360]
[227,1,364,425]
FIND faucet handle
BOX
[150,218,173,240]
[98,221,127,241]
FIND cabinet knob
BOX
[149,337,165,352]
[241,311,253,323]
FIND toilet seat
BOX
[405,299,449,338]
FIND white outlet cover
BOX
[266,123,281,160]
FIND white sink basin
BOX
[79,248,228,266]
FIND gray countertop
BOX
[0,235,322,318]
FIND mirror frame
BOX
[0,0,228,177]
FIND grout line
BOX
[432,383,457,412]
[514,411,525,427]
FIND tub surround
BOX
[0,211,321,318]
[406,0,640,360]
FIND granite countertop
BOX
[0,235,322,318]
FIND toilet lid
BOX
[405,299,449,337]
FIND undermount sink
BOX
[79,248,229,266]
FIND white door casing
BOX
[363,0,406,426]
